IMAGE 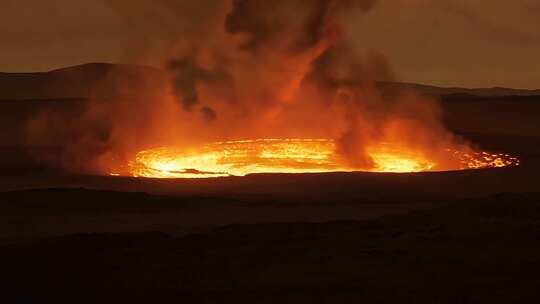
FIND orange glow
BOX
[128,139,520,178]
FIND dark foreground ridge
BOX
[1,192,540,303]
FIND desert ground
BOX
[1,64,539,303]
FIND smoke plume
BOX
[27,0,473,174]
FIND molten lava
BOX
[129,139,520,178]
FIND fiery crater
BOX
[129,139,520,178]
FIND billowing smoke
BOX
[26,0,473,174]
[224,0,375,52]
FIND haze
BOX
[1,0,539,89]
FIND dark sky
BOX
[2,0,539,89]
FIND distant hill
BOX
[0,63,538,147]
[1,63,539,101]
[0,63,165,100]
[377,81,540,98]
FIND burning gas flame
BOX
[128,139,520,178]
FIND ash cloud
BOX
[165,0,381,120]
[225,0,376,52]
[26,0,474,174]
[167,57,214,111]
[201,106,217,123]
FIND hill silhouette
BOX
[0,63,165,100]
[1,63,539,101]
